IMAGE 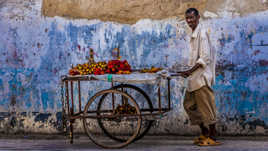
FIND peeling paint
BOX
[0,0,267,135]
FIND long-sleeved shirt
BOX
[186,23,216,92]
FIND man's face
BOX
[185,12,200,30]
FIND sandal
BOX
[193,135,207,144]
[198,137,222,146]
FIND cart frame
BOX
[61,73,186,148]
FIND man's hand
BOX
[177,63,203,78]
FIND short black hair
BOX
[185,8,199,16]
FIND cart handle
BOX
[169,71,188,77]
[170,73,183,77]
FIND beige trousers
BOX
[183,86,216,126]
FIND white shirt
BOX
[186,23,216,92]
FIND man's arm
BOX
[178,63,202,78]
[179,29,212,78]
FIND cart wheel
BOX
[83,89,142,149]
[98,84,154,142]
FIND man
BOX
[179,8,220,146]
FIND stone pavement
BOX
[0,135,267,151]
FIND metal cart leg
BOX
[60,81,67,133]
[70,108,74,144]
[70,81,75,144]
[64,81,72,143]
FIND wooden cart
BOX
[60,72,187,149]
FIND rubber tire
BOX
[97,84,154,142]
[83,89,142,149]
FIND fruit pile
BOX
[69,60,131,75]
[106,60,131,74]
[140,66,163,73]
[69,61,107,75]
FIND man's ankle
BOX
[208,124,217,140]
[199,123,209,137]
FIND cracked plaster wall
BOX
[42,0,268,24]
[0,0,267,135]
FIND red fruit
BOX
[69,69,80,75]
[106,69,110,73]
[119,64,124,69]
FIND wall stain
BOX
[0,0,267,135]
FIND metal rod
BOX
[121,86,125,105]
[111,82,115,110]
[65,81,70,116]
[70,81,74,144]
[82,112,169,119]
[158,83,162,113]
[68,108,172,120]
[60,81,66,132]
[70,109,74,144]
[78,81,81,113]
[167,78,171,110]
[71,81,74,114]
[84,108,171,114]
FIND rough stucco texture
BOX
[42,0,208,24]
[0,0,267,135]
[42,0,268,24]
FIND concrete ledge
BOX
[0,112,267,135]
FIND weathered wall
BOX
[0,0,267,135]
[42,0,268,24]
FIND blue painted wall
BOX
[0,1,267,134]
